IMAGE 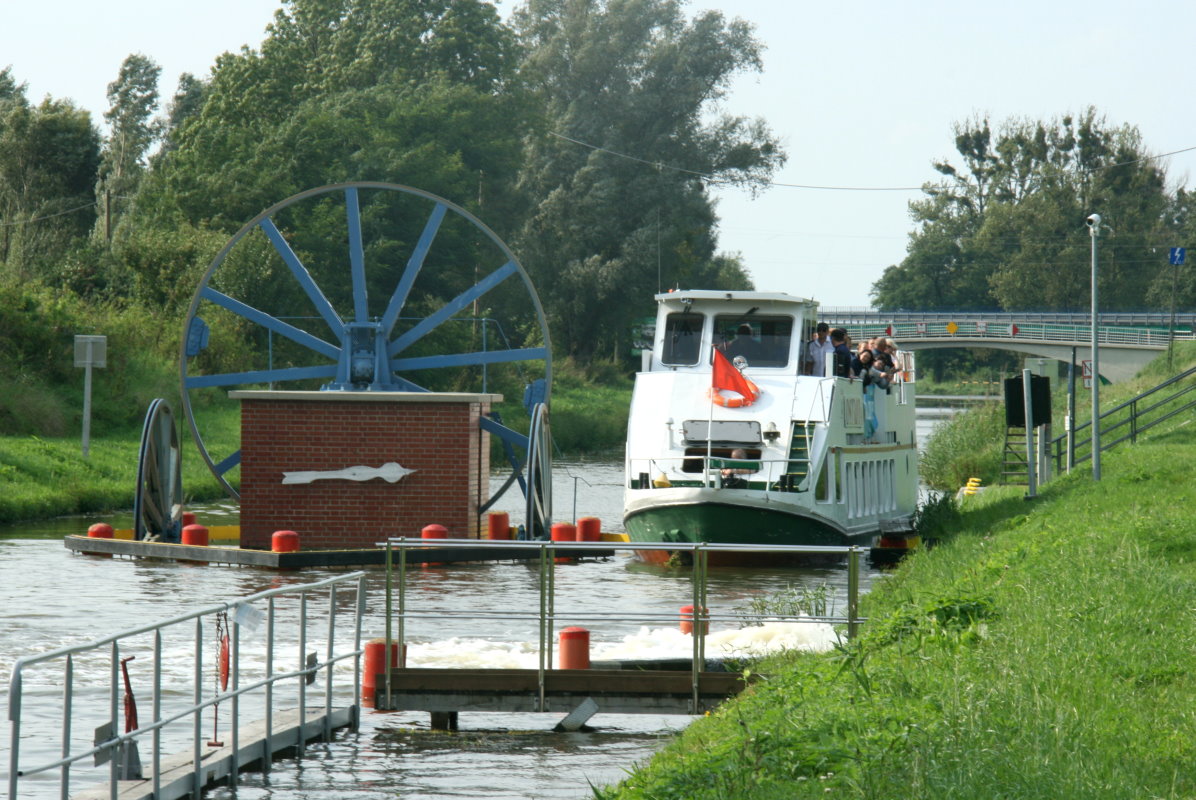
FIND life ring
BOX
[707,380,761,408]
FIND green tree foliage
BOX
[96,54,162,242]
[873,110,1171,313]
[511,0,783,360]
[0,68,101,281]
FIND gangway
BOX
[6,573,367,800]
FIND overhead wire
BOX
[549,131,1196,192]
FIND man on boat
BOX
[720,448,753,489]
[805,322,833,376]
[830,328,853,377]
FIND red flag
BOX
[712,347,756,400]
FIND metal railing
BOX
[1051,364,1196,471]
[6,572,367,800]
[378,538,865,715]
[842,321,1188,348]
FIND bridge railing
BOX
[821,309,1196,329]
[1050,364,1196,471]
[841,321,1184,347]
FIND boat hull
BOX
[623,490,865,565]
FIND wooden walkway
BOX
[72,706,355,800]
[64,535,611,568]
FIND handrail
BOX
[379,538,866,716]
[1050,365,1196,470]
[7,572,367,800]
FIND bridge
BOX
[818,310,1195,383]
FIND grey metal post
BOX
[847,548,860,640]
[1088,214,1102,480]
[1067,348,1076,472]
[1023,369,1037,498]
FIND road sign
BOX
[1170,247,1186,266]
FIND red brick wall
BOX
[239,396,490,549]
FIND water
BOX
[0,403,962,799]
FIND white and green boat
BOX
[623,290,918,564]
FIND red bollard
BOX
[272,530,300,553]
[362,639,406,704]
[181,512,197,527]
[422,524,448,567]
[576,517,602,542]
[559,627,591,669]
[487,512,511,540]
[550,522,577,563]
[181,524,209,547]
[680,605,709,635]
[87,523,114,539]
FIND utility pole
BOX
[1086,214,1101,481]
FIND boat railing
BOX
[627,455,814,493]
[378,538,867,715]
[6,572,367,800]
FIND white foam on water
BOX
[404,619,837,669]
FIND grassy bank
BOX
[920,341,1196,492]
[598,361,1196,798]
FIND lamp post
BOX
[1086,214,1101,481]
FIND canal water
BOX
[0,404,966,799]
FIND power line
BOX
[0,200,98,227]
[550,131,1196,193]
[549,131,927,191]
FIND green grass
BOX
[0,404,239,524]
[596,350,1196,799]
[920,342,1196,493]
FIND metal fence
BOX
[378,538,865,715]
[6,572,367,800]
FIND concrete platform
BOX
[64,536,612,569]
[72,706,355,800]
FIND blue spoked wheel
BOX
[179,182,552,503]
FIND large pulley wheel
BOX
[524,402,552,539]
[134,398,184,542]
[179,182,552,504]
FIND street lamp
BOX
[1086,213,1101,481]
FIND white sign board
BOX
[74,335,107,368]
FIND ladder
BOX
[1001,427,1029,485]
[778,423,811,491]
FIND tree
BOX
[0,73,101,280]
[511,0,784,360]
[96,54,162,241]
[873,110,1171,313]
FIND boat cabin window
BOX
[661,312,703,366]
[713,314,793,368]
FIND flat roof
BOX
[229,390,504,404]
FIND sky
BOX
[3,0,1194,307]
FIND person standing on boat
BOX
[829,328,853,377]
[805,322,833,376]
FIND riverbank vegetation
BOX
[920,341,1196,492]
[598,354,1196,799]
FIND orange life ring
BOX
[707,379,761,408]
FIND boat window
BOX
[713,314,792,368]
[661,312,703,366]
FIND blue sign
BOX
[1170,247,1186,266]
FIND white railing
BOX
[6,572,367,800]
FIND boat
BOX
[623,290,919,564]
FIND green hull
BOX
[624,500,855,564]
